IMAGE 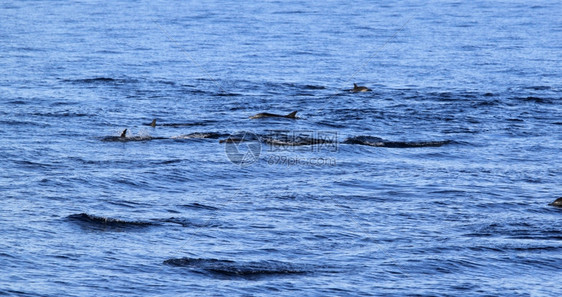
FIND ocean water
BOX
[1,0,561,296]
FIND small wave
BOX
[303,85,326,90]
[7,100,26,104]
[344,136,452,148]
[471,99,500,107]
[507,246,562,252]
[466,221,562,240]
[185,89,209,95]
[100,135,166,142]
[15,160,55,168]
[143,121,215,127]
[315,120,347,128]
[105,199,145,209]
[1,120,47,126]
[64,77,134,84]
[180,203,219,210]
[514,96,552,104]
[80,77,117,82]
[157,80,176,86]
[213,92,241,97]
[172,132,225,139]
[31,112,89,117]
[159,217,219,228]
[272,10,307,15]
[164,257,308,278]
[523,86,551,91]
[429,91,454,100]
[67,213,155,229]
[442,127,480,134]
[154,159,183,165]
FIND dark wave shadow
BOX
[512,96,553,104]
[63,77,136,84]
[344,136,452,148]
[143,120,218,127]
[164,257,309,279]
[179,203,220,211]
[159,217,220,228]
[67,213,220,231]
[66,213,156,230]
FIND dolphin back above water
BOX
[550,197,562,207]
[249,111,298,119]
[352,83,371,92]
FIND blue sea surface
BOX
[1,0,561,296]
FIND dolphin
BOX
[101,129,166,142]
[249,111,298,119]
[149,119,157,127]
[549,197,562,207]
[352,83,371,92]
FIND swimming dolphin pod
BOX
[102,129,453,149]
[249,111,298,119]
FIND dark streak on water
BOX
[1,0,561,296]
[67,213,156,230]
[164,257,311,279]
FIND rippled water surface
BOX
[1,1,561,296]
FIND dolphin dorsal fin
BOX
[150,119,157,127]
[286,111,298,118]
[120,129,127,138]
[354,83,358,88]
